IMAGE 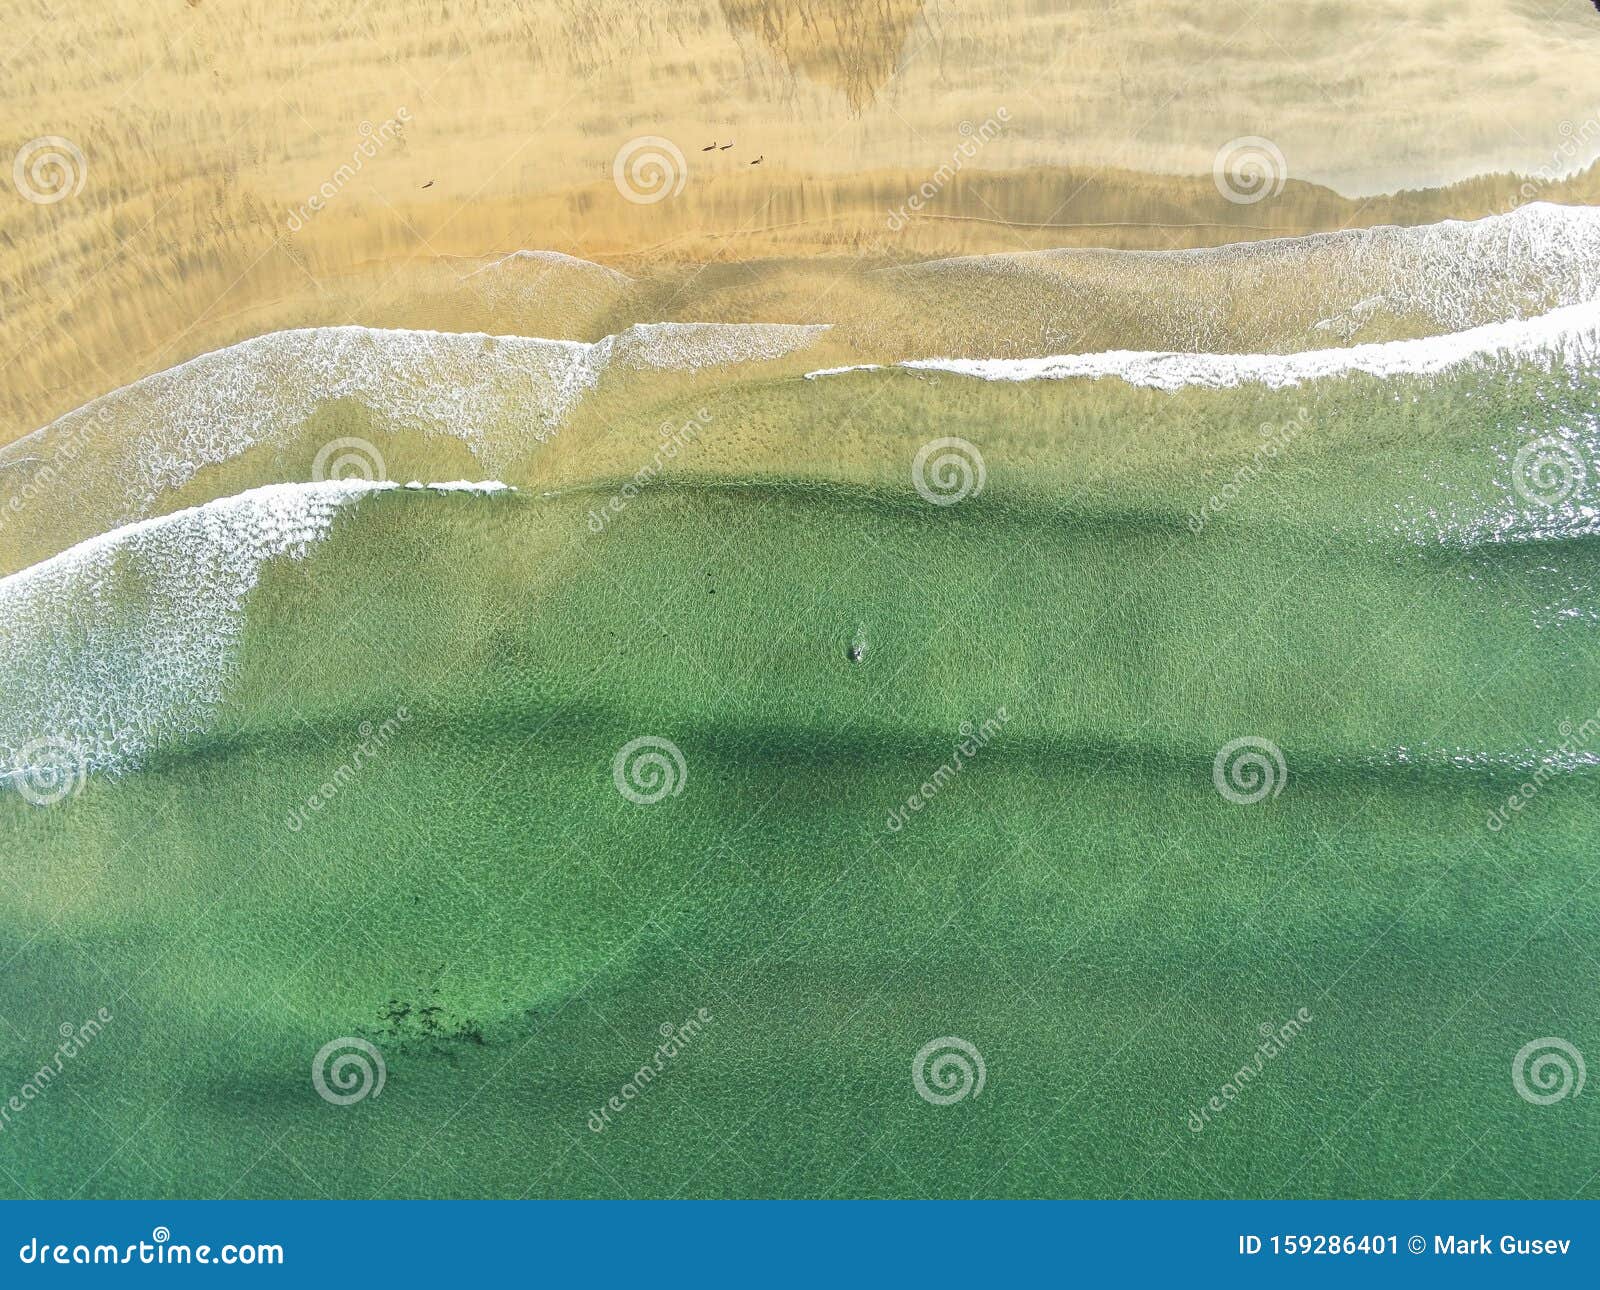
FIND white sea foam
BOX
[0,321,828,532]
[462,249,635,285]
[404,479,517,493]
[885,202,1600,350]
[806,299,1600,391]
[0,479,503,789]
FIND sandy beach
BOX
[3,0,1600,1208]
[4,0,1600,440]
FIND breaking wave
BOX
[0,480,510,789]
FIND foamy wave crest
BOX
[0,321,827,565]
[877,202,1600,354]
[0,479,507,787]
[842,299,1600,391]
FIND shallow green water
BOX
[1,358,1597,1198]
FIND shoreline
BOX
[5,162,1598,446]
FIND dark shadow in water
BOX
[720,0,926,114]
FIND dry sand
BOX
[3,0,1600,442]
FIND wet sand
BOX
[4,0,1600,1203]
[3,0,1600,441]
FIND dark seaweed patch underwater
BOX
[2,317,1597,1196]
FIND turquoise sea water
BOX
[2,221,1599,1197]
